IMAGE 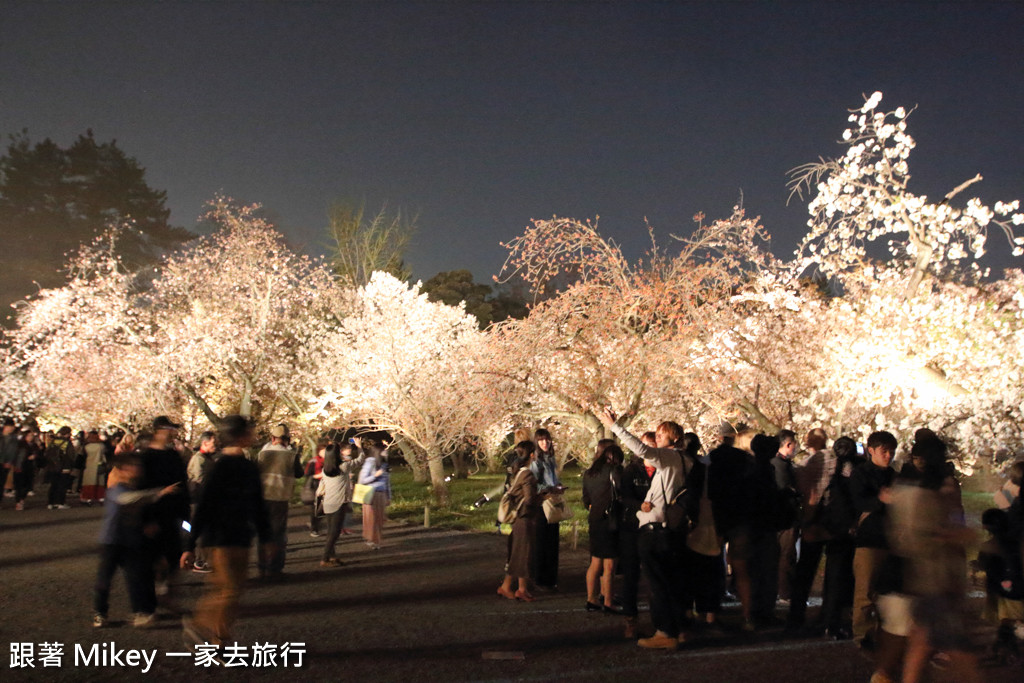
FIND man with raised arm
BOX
[596,406,691,649]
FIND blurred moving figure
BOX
[181,415,271,650]
[887,435,980,683]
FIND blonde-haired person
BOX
[596,407,692,650]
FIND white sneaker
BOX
[133,613,156,628]
[56,504,71,510]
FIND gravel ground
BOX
[1,495,1018,682]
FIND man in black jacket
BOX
[850,430,897,648]
[181,415,271,649]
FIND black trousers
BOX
[638,527,690,637]
[821,537,855,631]
[788,538,826,626]
[750,527,780,620]
[13,463,34,503]
[321,504,349,561]
[684,546,724,615]
[47,471,71,506]
[94,543,156,616]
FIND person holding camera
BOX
[497,440,540,601]
[596,407,691,650]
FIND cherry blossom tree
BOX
[151,197,339,432]
[776,92,1024,466]
[0,227,177,428]
[789,91,1024,298]
[483,209,776,463]
[307,271,482,504]
[0,198,342,437]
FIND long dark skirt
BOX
[531,518,560,586]
[508,516,535,577]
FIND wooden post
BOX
[424,504,431,528]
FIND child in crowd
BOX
[93,454,181,628]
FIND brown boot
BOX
[624,616,638,639]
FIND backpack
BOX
[497,470,528,524]
[663,449,697,532]
[815,471,858,538]
[774,486,801,531]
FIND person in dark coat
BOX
[850,430,897,648]
[582,439,624,613]
[181,415,271,648]
[617,432,655,638]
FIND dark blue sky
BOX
[2,1,1022,282]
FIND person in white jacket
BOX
[318,441,364,566]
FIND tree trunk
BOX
[451,449,470,479]
[409,453,428,483]
[484,446,505,474]
[239,376,253,419]
[427,449,450,506]
[177,380,222,428]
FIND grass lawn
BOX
[303,467,1003,558]
[384,465,592,547]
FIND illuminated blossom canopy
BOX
[2,92,1022,487]
[790,90,1023,297]
[307,271,482,502]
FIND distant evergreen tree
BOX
[0,130,191,323]
[420,269,528,329]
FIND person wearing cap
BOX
[139,416,190,598]
[255,423,303,579]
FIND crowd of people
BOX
[496,417,1024,682]
[0,414,391,654]
[4,410,1022,678]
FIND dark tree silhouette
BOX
[0,130,191,323]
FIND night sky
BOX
[2,1,1022,282]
